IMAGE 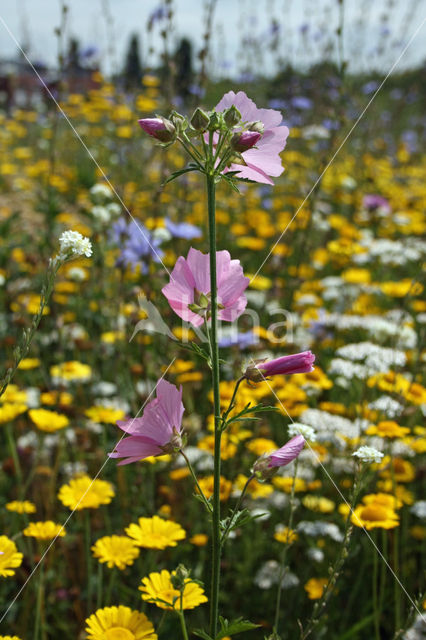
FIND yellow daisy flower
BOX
[366,421,410,439]
[304,577,328,600]
[125,516,186,550]
[0,403,27,423]
[0,636,23,640]
[58,475,115,510]
[274,526,298,544]
[85,406,126,424]
[140,569,208,610]
[91,536,140,570]
[29,408,69,432]
[85,605,157,639]
[23,521,66,540]
[50,361,92,383]
[0,536,23,577]
[198,475,233,501]
[6,500,36,514]
[351,504,399,530]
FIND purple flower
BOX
[215,91,290,185]
[110,380,184,465]
[245,351,315,382]
[138,117,175,142]
[165,218,202,240]
[363,194,391,213]
[268,435,306,468]
[253,435,305,479]
[110,217,164,272]
[162,248,249,327]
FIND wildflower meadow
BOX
[0,1,425,639]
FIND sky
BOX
[0,0,425,77]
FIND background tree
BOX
[123,33,143,89]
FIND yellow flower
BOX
[198,475,233,501]
[0,403,27,424]
[246,438,278,456]
[29,408,69,432]
[85,605,157,639]
[23,521,66,540]
[140,569,208,610]
[362,493,402,510]
[85,406,126,423]
[91,536,140,570]
[17,358,41,370]
[197,434,237,460]
[125,516,186,550]
[50,361,92,383]
[273,476,307,493]
[366,421,410,439]
[302,496,335,513]
[379,457,415,483]
[0,536,23,577]
[304,577,328,600]
[6,500,36,514]
[404,382,426,406]
[0,636,23,640]
[233,475,273,499]
[274,526,298,544]
[58,475,115,510]
[351,504,399,530]
[189,534,208,547]
[40,390,73,406]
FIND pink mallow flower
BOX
[109,380,184,465]
[253,435,306,480]
[215,90,290,185]
[162,247,249,327]
[244,351,315,382]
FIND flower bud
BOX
[171,564,190,590]
[169,110,187,132]
[231,130,261,153]
[138,117,176,142]
[246,120,265,134]
[223,104,242,127]
[207,111,221,131]
[190,107,210,131]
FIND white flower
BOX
[352,446,384,464]
[91,205,111,224]
[59,230,92,258]
[67,267,87,282]
[90,183,113,201]
[288,422,317,442]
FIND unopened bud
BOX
[169,110,187,131]
[138,117,176,143]
[231,130,261,153]
[246,120,264,134]
[207,111,221,131]
[171,564,190,590]
[190,107,210,131]
[223,104,242,127]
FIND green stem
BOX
[206,171,221,639]
[221,474,255,544]
[221,376,245,427]
[274,458,299,633]
[85,510,93,614]
[180,449,212,513]
[5,422,23,490]
[34,559,45,640]
[373,532,380,640]
[178,592,190,640]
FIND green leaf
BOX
[215,617,260,638]
[224,403,277,427]
[221,174,240,192]
[193,630,214,640]
[163,163,200,185]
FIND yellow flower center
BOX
[361,505,389,522]
[161,587,180,606]
[105,628,135,640]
